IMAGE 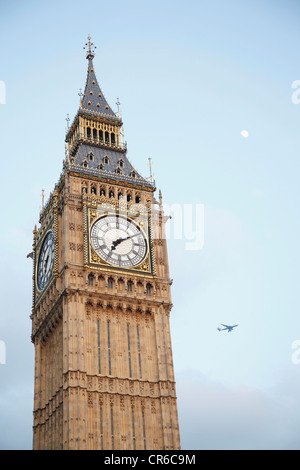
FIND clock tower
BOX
[31,36,181,450]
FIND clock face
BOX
[90,215,147,268]
[37,230,55,291]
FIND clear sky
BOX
[1,0,300,450]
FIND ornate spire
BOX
[81,35,116,118]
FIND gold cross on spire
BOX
[84,34,96,59]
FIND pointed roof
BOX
[81,35,118,119]
[81,56,117,118]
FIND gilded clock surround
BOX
[30,37,180,451]
[84,194,155,275]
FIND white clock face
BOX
[90,215,147,268]
[37,230,55,291]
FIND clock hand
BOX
[43,254,50,274]
[111,233,141,250]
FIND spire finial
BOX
[40,189,46,212]
[83,34,96,59]
[147,157,153,181]
[116,98,121,117]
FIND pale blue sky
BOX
[1,0,300,450]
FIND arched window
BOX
[105,131,109,143]
[91,186,97,195]
[88,274,94,286]
[127,193,132,202]
[104,156,109,164]
[111,133,115,144]
[86,127,91,138]
[108,278,114,289]
[100,188,105,196]
[99,130,103,141]
[93,129,97,140]
[118,192,123,200]
[135,195,140,203]
[127,280,133,292]
[109,190,114,198]
[146,283,152,295]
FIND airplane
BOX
[217,324,238,332]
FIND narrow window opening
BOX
[142,410,146,450]
[131,408,136,450]
[137,325,142,379]
[97,320,101,374]
[127,324,132,378]
[107,321,111,375]
[146,283,152,295]
[110,405,114,450]
[100,406,103,450]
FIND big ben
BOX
[30,36,181,451]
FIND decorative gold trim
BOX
[84,201,155,276]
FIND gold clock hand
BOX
[111,233,140,250]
